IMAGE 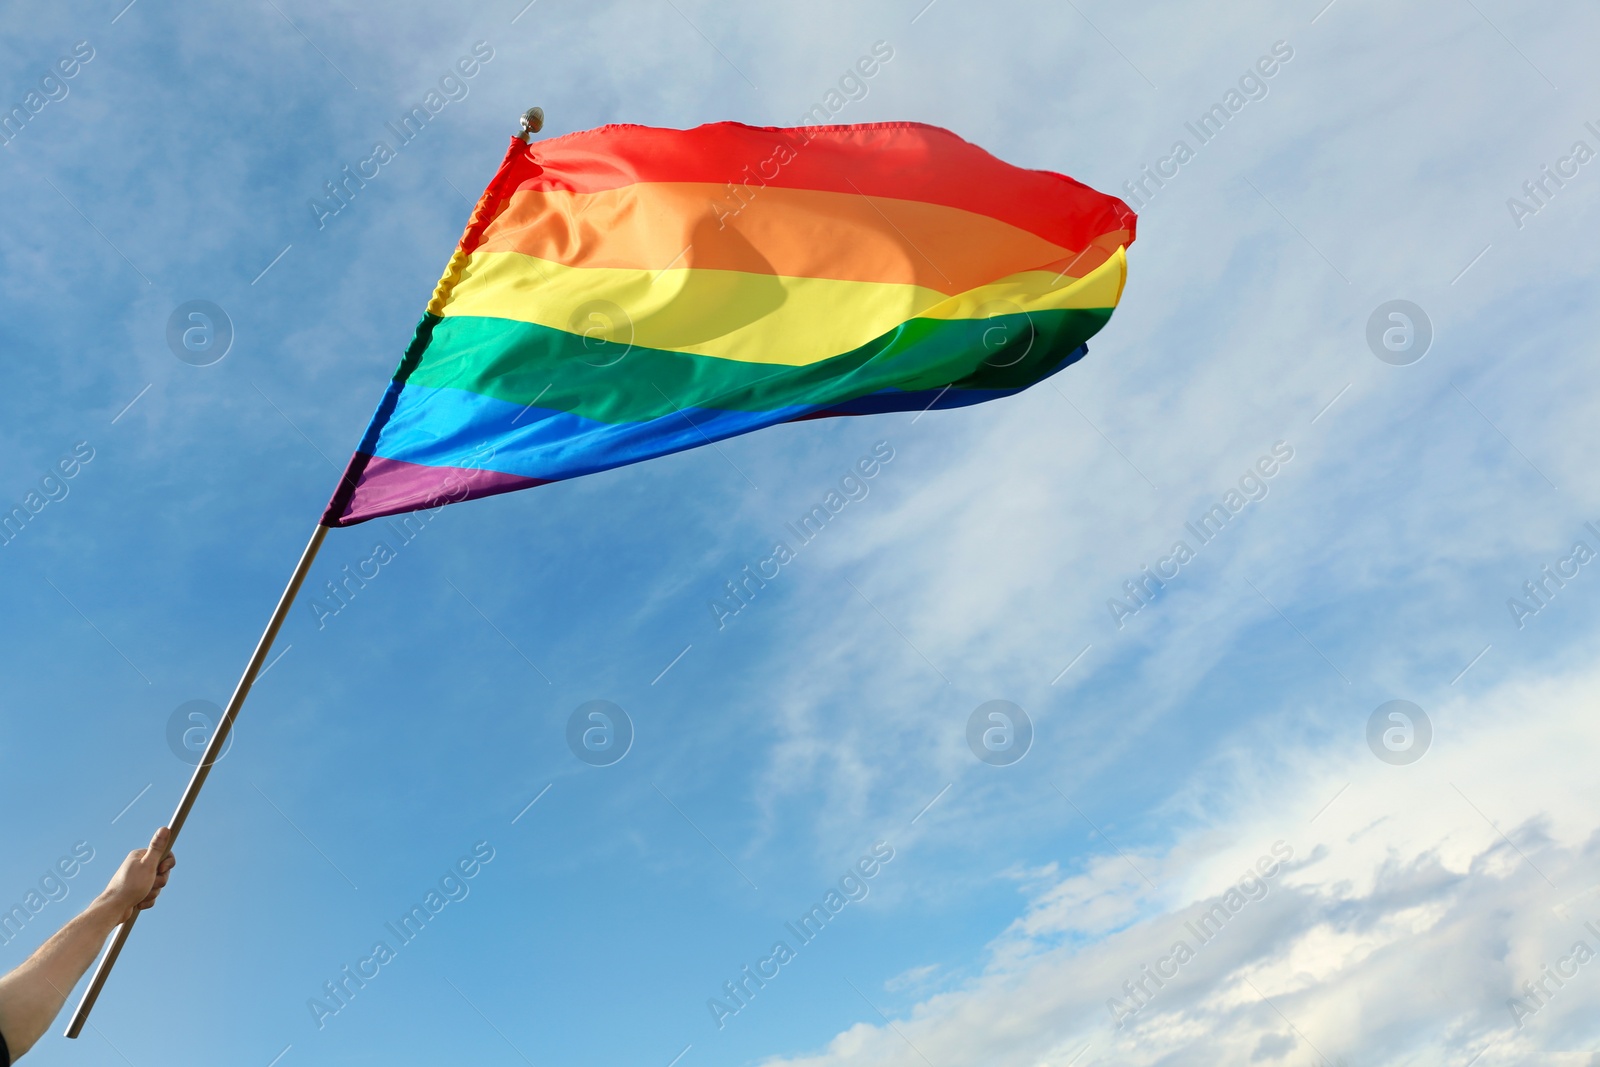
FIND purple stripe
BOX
[325,455,551,527]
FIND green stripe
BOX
[404,308,1114,425]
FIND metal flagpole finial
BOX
[518,106,545,142]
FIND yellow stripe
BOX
[440,247,1127,367]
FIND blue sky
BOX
[3,0,1600,1064]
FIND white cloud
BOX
[757,651,1600,1065]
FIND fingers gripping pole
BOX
[65,523,331,1038]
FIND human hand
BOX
[97,827,176,926]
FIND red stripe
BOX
[467,122,1136,257]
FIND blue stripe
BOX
[369,343,1086,483]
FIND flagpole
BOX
[64,522,332,1038]
[66,104,545,1039]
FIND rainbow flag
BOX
[322,121,1136,526]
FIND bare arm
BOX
[0,828,175,1060]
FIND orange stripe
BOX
[473,183,1114,295]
